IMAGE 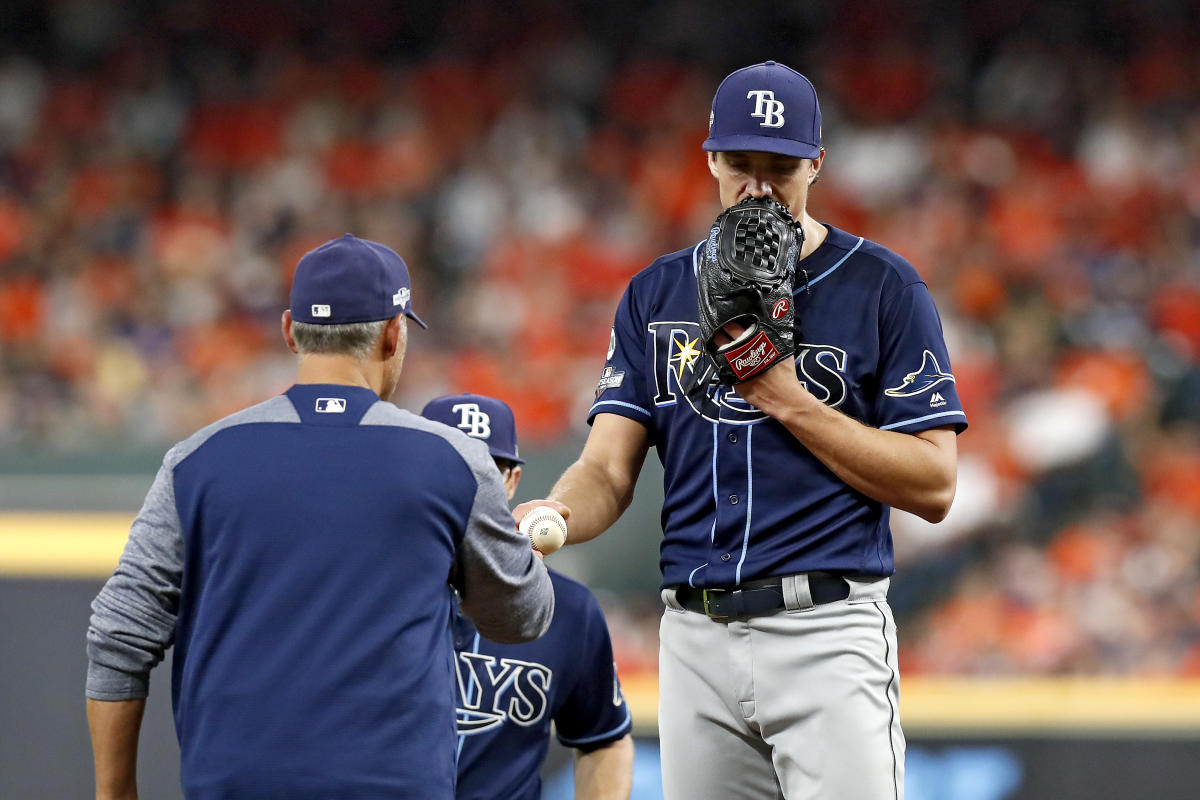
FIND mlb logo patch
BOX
[315,398,347,413]
[311,304,331,318]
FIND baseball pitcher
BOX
[517,62,967,800]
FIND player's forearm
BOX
[574,735,634,800]
[547,456,635,544]
[779,395,957,521]
[538,414,650,545]
[87,697,145,800]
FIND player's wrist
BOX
[772,380,824,428]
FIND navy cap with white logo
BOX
[420,393,524,464]
[289,233,428,328]
[702,61,822,159]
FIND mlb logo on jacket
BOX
[315,398,347,413]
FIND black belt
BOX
[676,573,850,619]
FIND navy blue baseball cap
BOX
[420,393,524,464]
[289,233,428,328]
[702,61,822,159]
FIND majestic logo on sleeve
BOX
[649,321,847,423]
[455,653,552,735]
[452,403,491,438]
[747,90,785,127]
[884,350,956,398]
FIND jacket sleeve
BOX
[453,445,554,643]
[86,459,183,700]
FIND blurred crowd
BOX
[2,0,1199,676]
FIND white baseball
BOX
[519,507,568,555]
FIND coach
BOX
[85,234,554,800]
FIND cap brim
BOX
[406,310,428,330]
[703,135,821,159]
[489,446,524,465]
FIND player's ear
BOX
[381,314,405,359]
[503,465,522,502]
[707,151,720,179]
[809,149,825,184]
[281,310,300,354]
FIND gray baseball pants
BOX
[658,575,904,800]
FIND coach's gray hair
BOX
[291,319,390,360]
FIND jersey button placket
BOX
[711,419,750,584]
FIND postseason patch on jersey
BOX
[596,365,625,397]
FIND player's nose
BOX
[745,178,774,198]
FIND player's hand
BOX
[513,499,571,525]
[513,500,570,559]
[719,322,806,418]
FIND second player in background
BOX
[421,393,634,800]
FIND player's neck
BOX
[295,353,379,394]
[798,214,828,261]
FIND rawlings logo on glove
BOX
[695,197,802,384]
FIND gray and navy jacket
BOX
[590,225,969,589]
[86,383,554,800]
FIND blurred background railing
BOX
[2,0,1199,797]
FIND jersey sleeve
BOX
[587,281,654,430]
[552,593,632,752]
[874,281,968,434]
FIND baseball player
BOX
[420,393,634,800]
[516,62,968,800]
[85,235,554,800]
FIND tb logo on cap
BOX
[452,403,491,438]
[747,90,785,128]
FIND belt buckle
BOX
[701,588,730,619]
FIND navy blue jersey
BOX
[87,384,553,800]
[588,225,968,588]
[454,569,631,800]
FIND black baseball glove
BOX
[696,197,803,384]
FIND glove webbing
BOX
[733,212,783,272]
